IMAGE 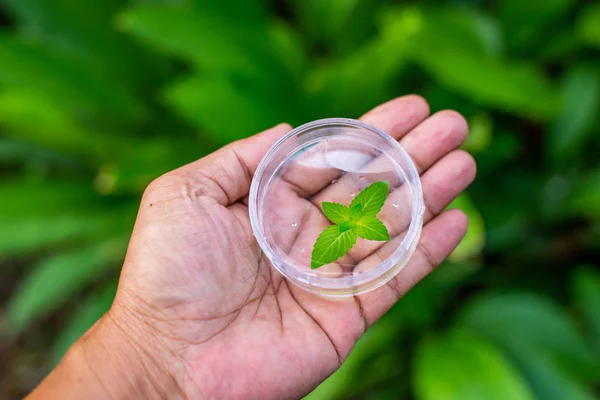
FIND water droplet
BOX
[292,222,298,227]
[393,203,399,208]
[331,179,338,184]
[350,193,355,197]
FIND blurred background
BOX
[0,0,599,398]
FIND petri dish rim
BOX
[249,118,425,297]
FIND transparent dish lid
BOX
[249,118,424,297]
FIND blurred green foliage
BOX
[1,0,599,398]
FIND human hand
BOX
[30,95,475,400]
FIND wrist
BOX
[29,310,186,400]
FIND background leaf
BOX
[548,64,600,162]
[6,238,127,334]
[573,267,600,339]
[447,193,485,262]
[1,0,164,88]
[460,293,600,381]
[577,3,600,49]
[1,0,600,398]
[414,330,534,400]
[0,35,146,122]
[498,0,574,53]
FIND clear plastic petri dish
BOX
[249,118,424,297]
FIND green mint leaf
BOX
[322,202,350,224]
[339,221,352,232]
[311,225,357,269]
[349,203,363,220]
[350,181,389,216]
[352,216,391,241]
[311,181,392,269]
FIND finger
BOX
[311,109,468,206]
[400,110,469,174]
[359,208,469,325]
[273,145,474,280]
[289,116,471,270]
[360,95,431,138]
[279,95,431,197]
[348,150,476,263]
[162,123,293,206]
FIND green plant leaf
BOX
[0,35,146,122]
[350,181,388,216]
[305,315,404,400]
[498,0,574,53]
[577,3,600,49]
[0,180,100,219]
[6,237,127,334]
[311,225,357,269]
[288,0,384,56]
[322,202,350,224]
[572,267,600,338]
[568,168,600,219]
[268,20,309,80]
[305,15,412,117]
[379,8,560,120]
[414,329,535,400]
[349,203,363,220]
[0,89,126,163]
[1,0,163,89]
[411,44,560,119]
[163,75,299,145]
[118,1,279,77]
[447,193,485,262]
[352,216,390,241]
[0,214,121,256]
[50,280,118,367]
[462,112,493,154]
[507,348,598,400]
[459,293,600,381]
[338,222,352,232]
[548,64,600,162]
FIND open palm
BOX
[110,95,476,399]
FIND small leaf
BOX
[349,203,363,220]
[322,202,350,224]
[339,222,352,232]
[311,225,357,269]
[350,181,389,216]
[353,216,390,241]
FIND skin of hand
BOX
[29,95,476,400]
